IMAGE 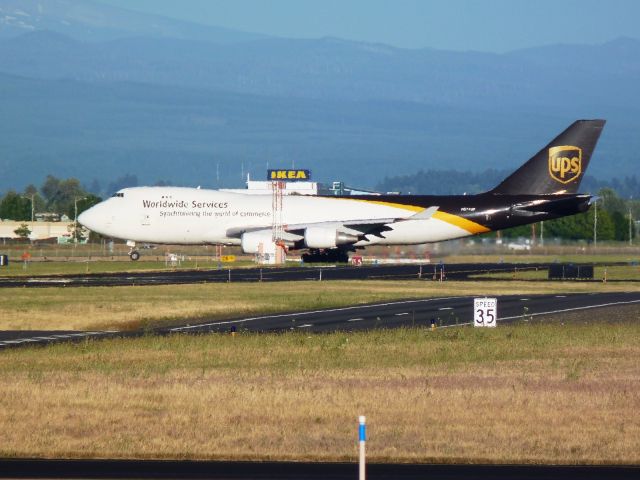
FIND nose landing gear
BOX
[126,241,140,261]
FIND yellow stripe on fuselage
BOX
[332,197,490,234]
[432,211,490,234]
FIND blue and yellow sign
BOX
[267,169,311,181]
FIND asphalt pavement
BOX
[0,459,639,479]
[1,291,638,349]
[0,263,550,287]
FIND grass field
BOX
[2,280,640,331]
[1,258,638,280]
[1,251,639,464]
[0,259,257,277]
[441,252,640,265]
[1,242,638,277]
[473,265,640,281]
[1,320,639,463]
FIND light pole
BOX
[630,198,633,246]
[593,199,598,249]
[74,196,86,244]
[21,194,35,244]
[22,194,34,223]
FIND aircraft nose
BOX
[77,206,98,232]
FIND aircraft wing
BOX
[284,220,395,240]
[226,206,439,243]
[226,220,395,241]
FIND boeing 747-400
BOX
[78,119,605,262]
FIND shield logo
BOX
[548,145,582,184]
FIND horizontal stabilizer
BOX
[509,194,592,217]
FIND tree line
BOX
[0,175,102,222]
[0,172,170,223]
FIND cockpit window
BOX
[112,192,124,198]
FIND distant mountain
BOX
[0,0,638,193]
[0,29,638,112]
[0,0,265,43]
[0,71,636,194]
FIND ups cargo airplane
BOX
[78,119,605,262]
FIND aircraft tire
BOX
[302,248,350,264]
[129,251,140,261]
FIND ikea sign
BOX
[267,169,311,181]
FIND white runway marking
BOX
[0,330,118,349]
[169,296,464,332]
[394,312,409,316]
[348,318,364,322]
[438,307,453,310]
[499,299,640,322]
[169,295,640,332]
[438,298,640,330]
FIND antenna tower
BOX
[271,180,285,243]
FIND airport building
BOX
[220,169,385,196]
[0,220,82,244]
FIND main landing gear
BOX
[301,248,350,263]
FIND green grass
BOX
[473,265,640,281]
[5,321,635,372]
[0,259,257,277]
[443,253,640,264]
[1,243,638,277]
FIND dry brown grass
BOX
[0,322,639,463]
[2,280,639,331]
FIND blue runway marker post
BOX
[359,415,366,480]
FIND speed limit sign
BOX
[474,298,497,327]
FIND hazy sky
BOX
[99,0,640,52]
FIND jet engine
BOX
[304,227,359,249]
[241,230,275,254]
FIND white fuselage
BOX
[78,186,476,247]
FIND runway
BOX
[0,262,551,288]
[1,291,638,349]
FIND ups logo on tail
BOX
[548,146,582,184]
